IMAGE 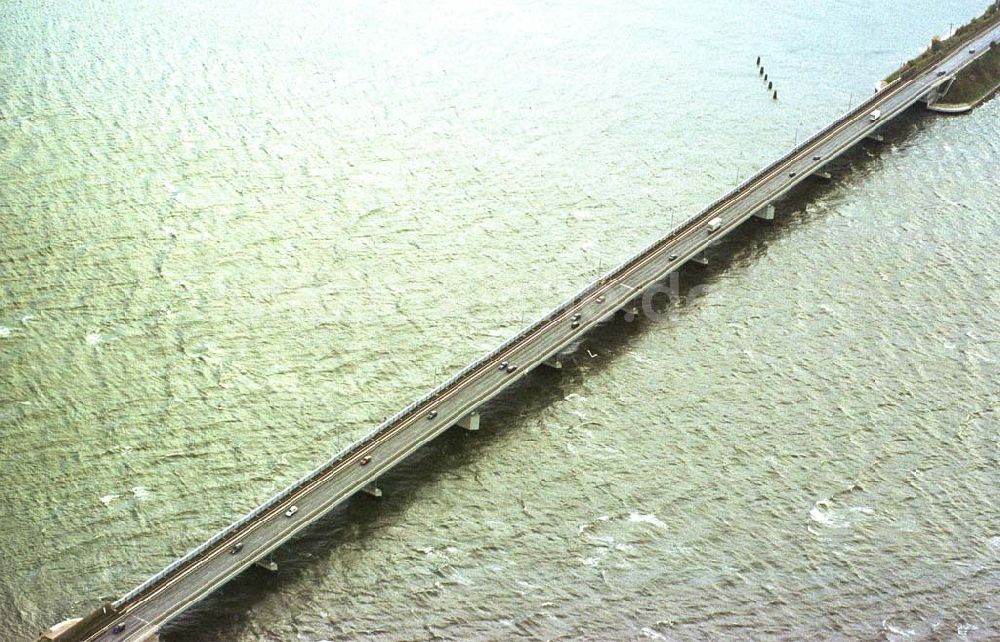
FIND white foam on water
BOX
[515,579,542,592]
[0,326,10,338]
[447,572,473,586]
[882,618,916,637]
[628,512,668,530]
[85,333,102,345]
[957,623,980,637]
[809,500,850,528]
[132,486,149,499]
[99,495,117,506]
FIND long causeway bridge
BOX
[40,17,1000,642]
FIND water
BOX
[1,0,997,639]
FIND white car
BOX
[869,109,882,122]
[285,505,299,517]
[706,217,723,233]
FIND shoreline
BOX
[884,1,999,84]
[929,42,1000,112]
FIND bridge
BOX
[40,17,1000,642]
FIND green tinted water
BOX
[1,1,997,639]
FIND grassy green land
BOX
[884,1,999,83]
[941,42,1000,104]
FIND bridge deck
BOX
[52,18,1000,642]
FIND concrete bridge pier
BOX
[362,482,383,497]
[455,411,480,431]
[691,252,709,265]
[867,132,884,142]
[812,169,832,180]
[923,76,956,104]
[754,204,775,220]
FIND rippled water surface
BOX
[1,0,998,640]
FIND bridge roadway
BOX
[48,18,1000,642]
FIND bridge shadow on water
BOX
[162,107,940,641]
